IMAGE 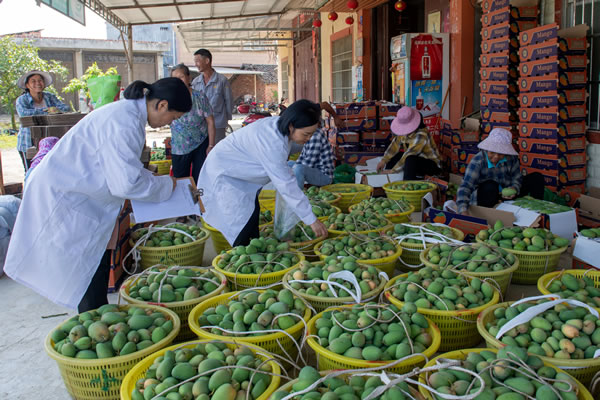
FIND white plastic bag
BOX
[273,191,301,240]
[0,195,21,276]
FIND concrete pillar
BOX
[449,0,475,127]
[127,25,134,83]
[74,50,88,112]
[157,54,164,79]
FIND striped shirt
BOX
[16,92,70,152]
[192,70,233,129]
[381,128,441,172]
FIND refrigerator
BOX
[390,33,450,120]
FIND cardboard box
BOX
[519,151,587,169]
[339,118,378,132]
[451,130,479,145]
[573,237,600,270]
[519,23,558,46]
[480,80,509,94]
[482,23,510,40]
[451,160,469,175]
[482,0,509,13]
[335,131,360,145]
[341,151,385,166]
[334,102,377,118]
[481,7,510,28]
[573,189,600,227]
[520,39,558,62]
[559,55,588,70]
[519,121,587,139]
[481,120,512,134]
[558,88,587,105]
[354,157,403,187]
[559,104,587,121]
[361,130,391,146]
[480,52,510,68]
[427,205,516,239]
[519,74,559,92]
[361,143,388,153]
[510,19,538,34]
[481,67,510,81]
[521,165,587,187]
[557,25,589,54]
[518,137,587,155]
[481,93,511,109]
[481,36,512,54]
[519,107,559,124]
[520,57,559,76]
[510,4,539,19]
[378,103,402,117]
[559,70,587,88]
[481,107,513,123]
[379,117,393,131]
[519,91,558,108]
[496,201,577,239]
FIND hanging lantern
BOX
[313,18,322,28]
[328,11,338,21]
[345,16,354,25]
[347,0,359,10]
[394,0,407,12]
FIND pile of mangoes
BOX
[286,259,382,298]
[131,224,206,247]
[271,366,416,400]
[49,305,175,359]
[485,300,600,360]
[351,198,412,215]
[476,221,569,252]
[129,342,273,400]
[580,228,600,239]
[259,210,273,225]
[197,289,307,335]
[318,233,397,260]
[389,182,434,191]
[305,186,339,202]
[446,182,459,199]
[313,303,433,361]
[261,223,317,243]
[425,346,581,399]
[512,196,572,214]
[326,211,389,232]
[331,186,361,193]
[544,273,600,309]
[310,200,339,219]
[391,223,457,244]
[216,238,300,274]
[390,267,496,311]
[125,267,221,303]
[425,243,517,273]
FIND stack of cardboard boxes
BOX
[440,120,480,175]
[479,0,538,140]
[517,24,589,193]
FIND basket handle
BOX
[289,270,363,303]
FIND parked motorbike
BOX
[240,99,288,127]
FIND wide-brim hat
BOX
[17,70,53,90]
[390,106,421,136]
[478,128,518,156]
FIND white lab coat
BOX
[198,116,316,244]
[4,98,173,309]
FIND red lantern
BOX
[328,11,338,21]
[394,0,407,12]
[345,16,354,25]
[312,19,322,28]
[347,0,359,10]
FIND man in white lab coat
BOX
[3,78,192,311]
[198,99,328,246]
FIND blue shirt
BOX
[297,129,335,178]
[170,90,213,155]
[192,70,233,129]
[16,92,70,152]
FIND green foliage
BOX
[0,36,68,129]
[271,89,278,103]
[63,62,118,97]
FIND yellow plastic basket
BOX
[478,301,600,385]
[476,237,568,285]
[149,159,172,175]
[313,236,402,276]
[306,305,441,373]
[45,304,180,400]
[212,249,305,289]
[315,205,342,222]
[538,269,600,312]
[281,262,388,312]
[259,224,325,261]
[385,224,465,273]
[419,247,519,298]
[188,291,311,357]
[348,202,415,224]
[202,220,232,254]
[385,274,500,352]
[321,183,374,212]
[418,348,594,400]
[259,189,276,213]
[119,267,228,342]
[382,181,437,212]
[129,227,209,270]
[120,340,281,400]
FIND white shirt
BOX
[4,98,173,309]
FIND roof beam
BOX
[173,0,183,21]
[108,0,244,10]
[133,0,153,23]
[132,11,301,25]
[179,27,313,32]
[80,0,128,33]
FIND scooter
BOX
[241,99,288,127]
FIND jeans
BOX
[288,161,332,189]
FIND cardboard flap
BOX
[588,187,600,199]
[579,195,600,219]
[557,24,589,38]
[511,0,540,6]
[468,205,516,227]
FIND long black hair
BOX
[123,78,192,113]
[276,99,321,136]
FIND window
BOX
[332,35,353,103]
[281,60,289,101]
[564,0,599,129]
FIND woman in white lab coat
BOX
[4,78,192,311]
[198,99,328,246]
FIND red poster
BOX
[410,34,443,80]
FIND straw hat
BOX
[478,128,518,156]
[390,106,421,136]
[17,70,53,90]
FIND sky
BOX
[0,0,107,39]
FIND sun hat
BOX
[390,106,421,136]
[478,128,518,156]
[17,70,53,90]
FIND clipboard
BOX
[131,177,205,223]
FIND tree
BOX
[0,36,68,130]
[63,62,119,110]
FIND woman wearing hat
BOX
[457,128,544,214]
[15,70,70,172]
[376,106,441,179]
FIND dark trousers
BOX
[477,172,545,208]
[78,250,111,313]
[403,155,441,180]
[19,151,28,172]
[171,139,209,184]
[233,191,261,247]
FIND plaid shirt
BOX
[297,129,335,178]
[381,128,441,172]
[456,151,522,212]
[16,92,70,152]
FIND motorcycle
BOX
[240,99,288,127]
